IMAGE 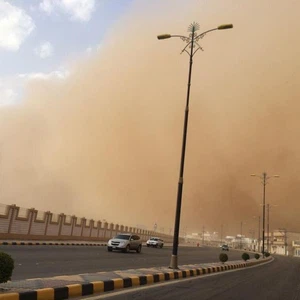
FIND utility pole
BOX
[280,228,288,256]
[240,221,243,249]
[251,172,279,257]
[262,173,266,255]
[267,203,270,252]
[220,224,223,244]
[267,204,278,253]
[284,229,288,256]
[258,216,261,252]
[253,215,261,252]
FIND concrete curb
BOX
[0,242,107,247]
[0,257,272,300]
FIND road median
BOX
[0,256,273,300]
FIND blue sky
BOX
[0,0,133,105]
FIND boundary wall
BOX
[0,204,177,243]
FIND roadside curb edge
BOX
[0,257,272,300]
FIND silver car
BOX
[146,237,164,248]
[107,233,142,253]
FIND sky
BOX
[0,0,300,238]
[0,0,133,105]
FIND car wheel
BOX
[107,247,112,252]
[147,244,150,247]
[160,244,163,248]
[136,245,142,253]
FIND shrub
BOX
[219,253,228,263]
[242,252,250,261]
[0,252,14,283]
[265,252,270,257]
[254,253,260,260]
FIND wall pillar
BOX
[81,218,86,237]
[7,204,17,234]
[109,223,114,238]
[58,214,65,236]
[44,212,51,236]
[104,222,108,239]
[97,221,101,238]
[89,220,94,237]
[70,215,76,237]
[27,208,36,235]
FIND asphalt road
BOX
[96,255,300,300]
[0,245,243,280]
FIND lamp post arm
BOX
[195,28,218,39]
[170,35,190,39]
[169,28,218,57]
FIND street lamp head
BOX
[157,34,171,40]
[251,174,257,177]
[217,24,233,30]
[273,175,280,178]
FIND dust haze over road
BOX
[0,0,300,236]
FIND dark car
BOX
[221,244,229,251]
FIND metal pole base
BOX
[169,255,179,269]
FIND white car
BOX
[107,233,142,253]
[146,237,164,248]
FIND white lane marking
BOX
[81,258,274,299]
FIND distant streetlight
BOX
[158,22,233,269]
[251,173,279,257]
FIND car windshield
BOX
[114,234,131,240]
[150,238,158,241]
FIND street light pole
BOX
[251,172,279,257]
[158,22,233,269]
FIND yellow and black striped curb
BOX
[0,242,107,247]
[0,257,272,300]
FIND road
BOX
[0,245,242,280]
[89,255,300,300]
